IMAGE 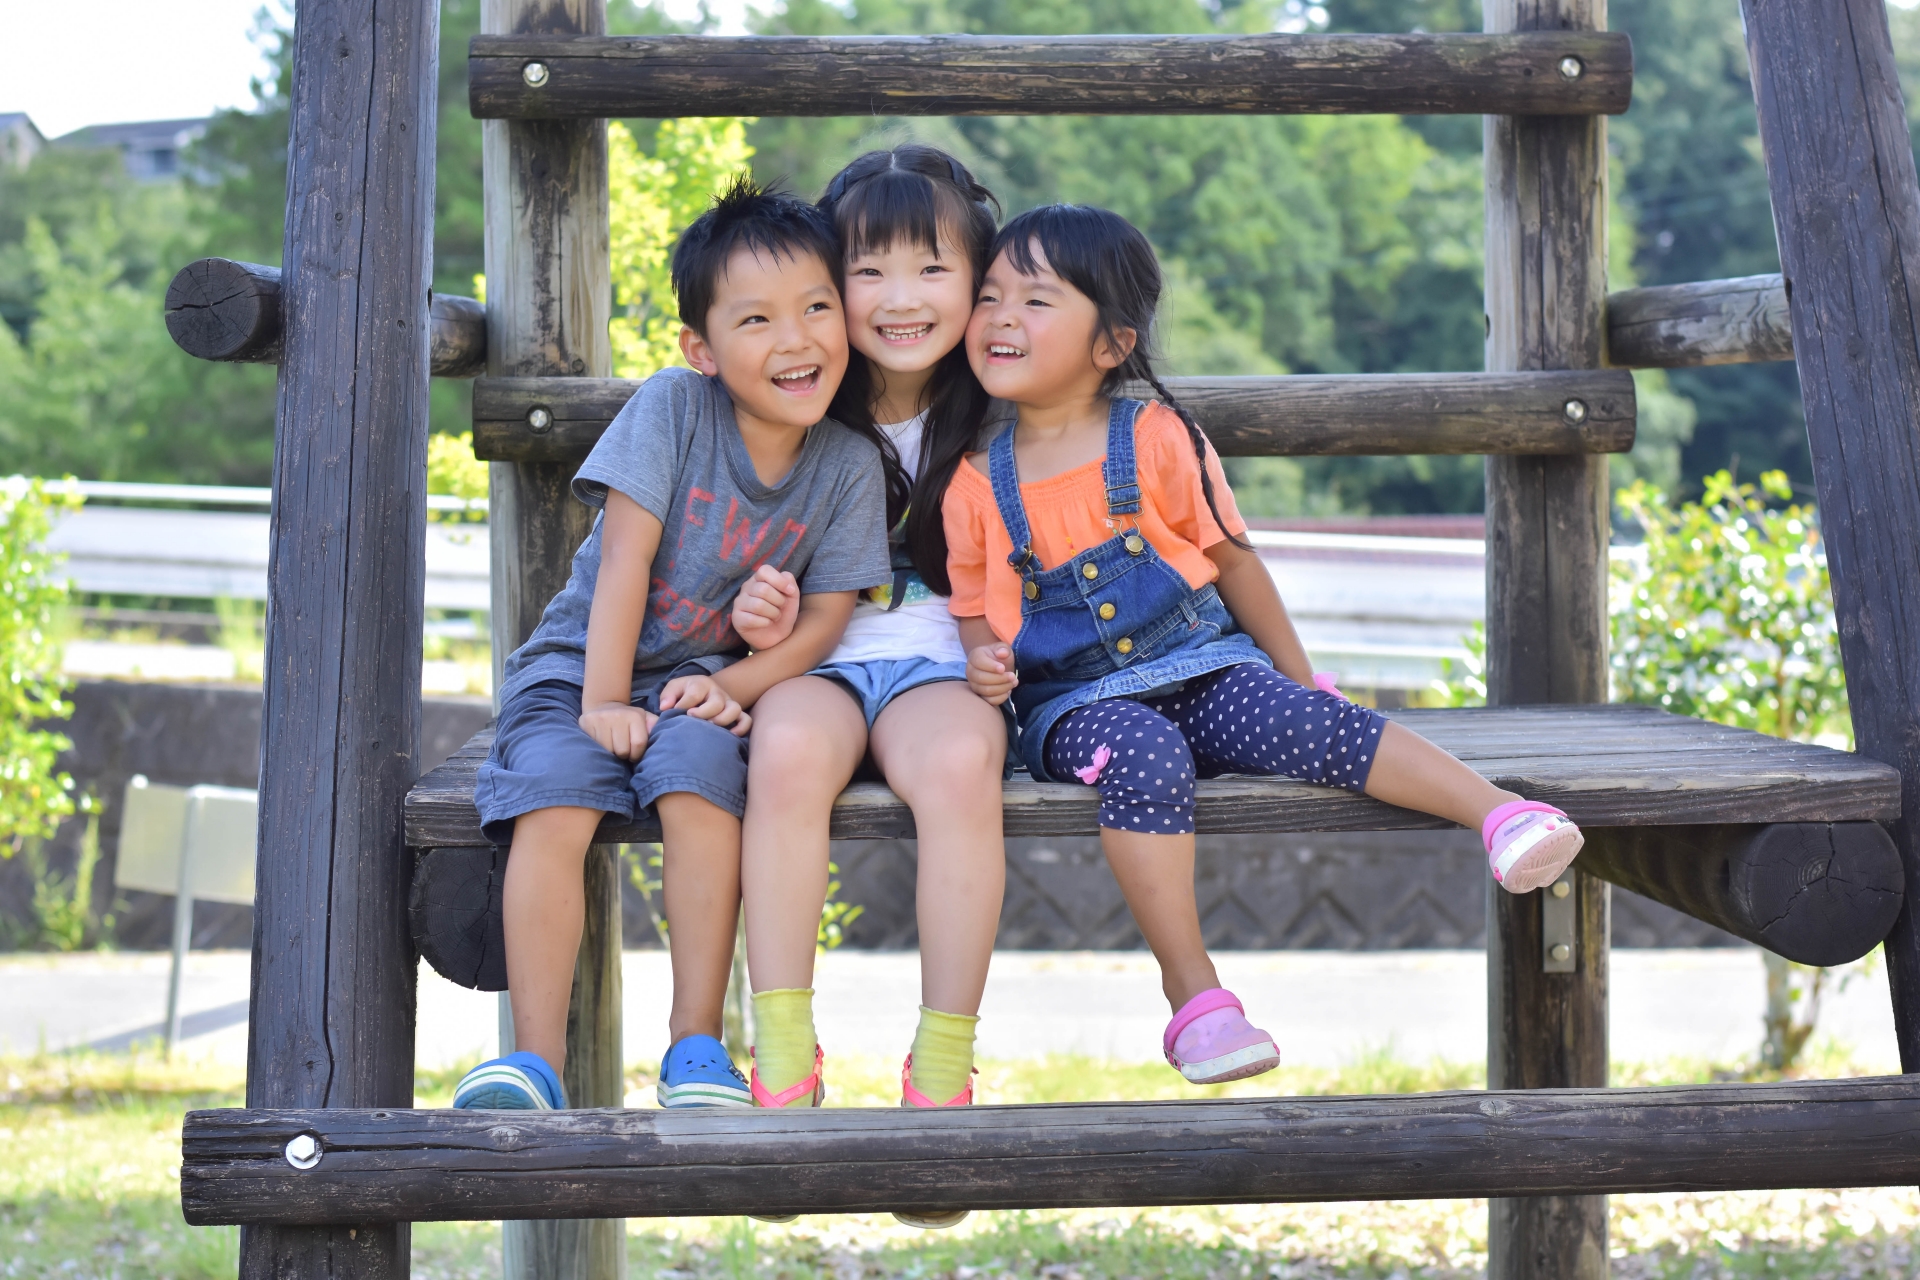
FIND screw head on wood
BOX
[1562,398,1588,425]
[1558,55,1584,80]
[1550,943,1573,962]
[285,1134,322,1170]
[527,406,553,433]
[523,61,550,88]
[1551,879,1572,899]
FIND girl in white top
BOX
[728,149,1006,1209]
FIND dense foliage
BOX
[0,478,81,851]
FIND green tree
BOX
[0,478,81,851]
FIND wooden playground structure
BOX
[159,1,1920,1277]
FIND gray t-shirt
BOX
[498,366,892,706]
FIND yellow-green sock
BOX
[750,988,818,1103]
[907,1006,979,1105]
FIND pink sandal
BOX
[749,1045,825,1108]
[895,1055,975,1228]
[1163,988,1280,1084]
[1484,800,1585,895]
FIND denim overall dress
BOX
[988,398,1270,782]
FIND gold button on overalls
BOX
[1116,637,1134,654]
[1098,603,1116,621]
[1082,563,1099,580]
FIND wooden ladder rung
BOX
[468,32,1634,120]
[182,1077,1920,1226]
[472,369,1637,464]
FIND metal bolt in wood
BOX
[1563,399,1588,424]
[1558,55,1584,80]
[527,406,553,432]
[285,1134,322,1170]
[523,61,549,86]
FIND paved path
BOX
[0,948,1899,1072]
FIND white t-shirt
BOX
[825,412,968,666]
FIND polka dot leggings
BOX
[1042,663,1388,835]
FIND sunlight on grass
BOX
[0,1043,1912,1279]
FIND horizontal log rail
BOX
[473,370,1637,462]
[182,1077,1920,1225]
[163,258,487,379]
[1580,822,1902,966]
[468,32,1633,119]
[1606,273,1793,368]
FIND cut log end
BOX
[163,258,282,364]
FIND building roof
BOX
[52,117,209,181]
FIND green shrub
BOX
[0,476,82,853]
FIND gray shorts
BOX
[473,680,748,845]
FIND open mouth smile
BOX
[771,365,822,393]
[878,324,935,343]
[985,343,1027,361]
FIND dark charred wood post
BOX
[1605,274,1793,368]
[1741,0,1920,1069]
[239,0,438,1276]
[1482,0,1612,1276]
[481,0,623,1276]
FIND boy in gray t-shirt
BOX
[459,180,889,1115]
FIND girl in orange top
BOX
[945,205,1586,1085]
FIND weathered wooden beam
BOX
[483,0,622,1274]
[1742,0,1920,1073]
[468,32,1633,119]
[163,258,487,378]
[411,819,1907,992]
[183,1077,1920,1226]
[1581,822,1904,966]
[237,0,437,1275]
[1606,274,1794,368]
[1481,0,1612,1275]
[472,370,1636,463]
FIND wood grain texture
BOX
[239,0,438,1274]
[483,0,621,1273]
[1481,2,1612,1275]
[470,370,1636,462]
[1741,0,1920,1076]
[1582,822,1904,966]
[163,259,488,377]
[405,705,1902,848]
[468,32,1633,119]
[1606,273,1794,368]
[182,1077,1920,1226]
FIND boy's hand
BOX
[579,702,657,762]
[966,642,1018,706]
[731,564,800,649]
[660,674,753,736]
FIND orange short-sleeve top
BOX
[943,402,1247,643]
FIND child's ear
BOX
[680,325,720,377]
[1093,326,1138,372]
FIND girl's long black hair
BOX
[990,204,1249,551]
[818,145,999,597]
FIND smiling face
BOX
[679,244,850,435]
[966,238,1131,410]
[843,231,975,393]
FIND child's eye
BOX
[852,266,881,277]
[1025,298,1050,308]
[806,301,833,314]
[975,293,998,306]
[739,314,769,326]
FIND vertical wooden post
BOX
[482,1,622,1276]
[1482,1,1612,1277]
[1740,0,1920,1070]
[239,0,437,1275]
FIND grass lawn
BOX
[1,1045,1914,1279]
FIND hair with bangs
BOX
[819,146,1001,595]
[670,174,841,337]
[989,203,1248,551]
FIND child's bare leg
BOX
[1363,720,1520,830]
[870,681,1006,1016]
[657,791,745,1043]
[1100,829,1220,1013]
[740,676,867,992]
[501,804,606,1075]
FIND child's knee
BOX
[632,711,748,819]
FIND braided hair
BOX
[818,146,1000,596]
[991,204,1249,551]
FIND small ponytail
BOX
[1138,367,1251,552]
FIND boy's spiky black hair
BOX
[670,174,841,336]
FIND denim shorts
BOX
[473,680,749,844]
[812,656,969,729]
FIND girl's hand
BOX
[579,702,657,762]
[731,564,801,649]
[660,674,753,737]
[966,642,1019,706]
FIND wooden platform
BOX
[404,704,1901,847]
[182,1077,1920,1226]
